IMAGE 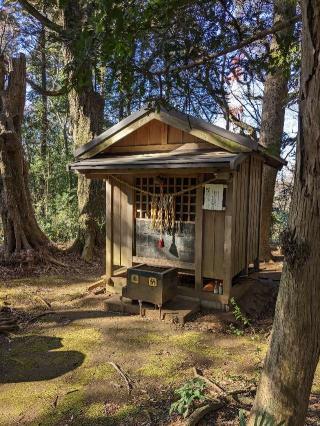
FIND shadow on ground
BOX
[0,334,84,383]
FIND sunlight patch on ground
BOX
[1,273,318,425]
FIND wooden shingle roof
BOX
[75,106,257,159]
[70,150,247,173]
[72,106,285,169]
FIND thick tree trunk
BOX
[68,87,105,261]
[0,54,49,258]
[40,22,49,216]
[259,0,296,261]
[63,1,105,262]
[249,1,320,424]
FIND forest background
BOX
[0,0,299,255]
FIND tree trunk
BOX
[259,0,296,261]
[249,1,320,424]
[63,1,105,262]
[40,22,49,217]
[68,87,105,261]
[0,54,49,258]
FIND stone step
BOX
[104,295,200,324]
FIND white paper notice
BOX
[203,184,225,211]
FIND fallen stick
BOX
[52,389,79,409]
[0,324,19,333]
[52,395,59,408]
[0,319,17,326]
[228,386,256,396]
[185,401,225,426]
[107,362,133,395]
[27,311,55,324]
[87,279,106,292]
[34,296,51,308]
[193,367,227,395]
[192,367,253,411]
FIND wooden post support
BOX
[195,175,204,293]
[125,175,134,267]
[223,177,234,302]
[254,161,264,271]
[244,157,251,276]
[106,177,114,284]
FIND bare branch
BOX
[155,15,301,75]
[17,0,66,37]
[26,78,68,96]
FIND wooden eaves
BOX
[72,106,286,170]
[69,151,249,174]
[74,106,258,159]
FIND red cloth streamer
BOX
[158,238,164,248]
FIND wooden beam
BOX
[82,168,225,178]
[155,111,253,153]
[106,178,114,283]
[178,286,229,305]
[108,143,184,153]
[132,256,195,271]
[81,114,156,159]
[195,175,204,292]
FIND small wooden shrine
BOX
[70,107,285,310]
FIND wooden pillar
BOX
[123,175,134,267]
[195,175,204,293]
[106,177,114,284]
[244,157,252,275]
[223,177,234,303]
[254,161,264,271]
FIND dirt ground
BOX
[0,263,320,425]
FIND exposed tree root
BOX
[45,255,70,268]
[26,311,55,324]
[184,401,225,426]
[184,368,254,425]
[0,246,81,274]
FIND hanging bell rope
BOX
[108,174,219,244]
[109,174,218,197]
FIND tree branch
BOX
[17,0,66,37]
[26,78,68,96]
[155,15,301,75]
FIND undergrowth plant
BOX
[169,378,206,418]
[229,297,252,336]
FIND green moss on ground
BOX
[138,353,185,383]
[84,403,139,425]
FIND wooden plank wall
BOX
[112,119,205,148]
[232,158,250,276]
[202,211,225,279]
[247,156,263,264]
[112,177,133,268]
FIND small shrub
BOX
[169,378,206,418]
[229,297,253,336]
[229,323,245,336]
[230,298,251,327]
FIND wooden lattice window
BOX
[135,177,197,222]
